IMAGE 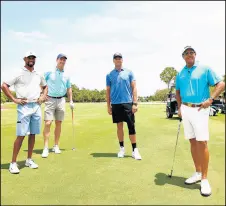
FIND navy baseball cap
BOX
[113,52,123,59]
[57,53,67,59]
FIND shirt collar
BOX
[56,68,64,72]
[114,68,124,72]
[184,61,198,70]
[22,67,36,73]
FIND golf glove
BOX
[70,101,75,110]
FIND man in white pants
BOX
[176,46,225,196]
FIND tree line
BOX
[1,72,225,104]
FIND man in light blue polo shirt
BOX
[176,46,225,196]
[106,52,142,160]
[41,53,75,158]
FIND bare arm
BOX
[106,86,111,109]
[42,85,48,97]
[1,83,17,103]
[67,87,73,102]
[211,81,225,99]
[176,90,182,109]
[131,81,137,103]
[198,81,225,111]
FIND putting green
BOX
[1,103,225,205]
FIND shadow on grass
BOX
[90,153,131,158]
[167,117,181,121]
[154,173,200,190]
[1,160,27,170]
[23,149,66,154]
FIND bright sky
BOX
[1,1,225,96]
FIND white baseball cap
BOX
[24,51,36,58]
[182,46,196,56]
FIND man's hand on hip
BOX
[13,98,27,105]
[70,101,75,110]
[198,99,213,111]
[132,105,138,114]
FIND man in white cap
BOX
[41,53,74,158]
[1,51,48,174]
[176,46,225,196]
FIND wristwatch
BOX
[132,102,138,106]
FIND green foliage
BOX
[152,88,169,101]
[160,67,178,89]
[66,84,106,102]
[1,92,7,103]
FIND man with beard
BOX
[41,54,74,158]
[1,51,48,174]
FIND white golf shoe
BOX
[132,148,142,160]
[41,148,49,158]
[185,172,202,185]
[52,145,61,154]
[117,147,125,158]
[200,179,212,197]
[25,159,38,169]
[9,162,20,174]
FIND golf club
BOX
[168,118,182,178]
[71,108,76,150]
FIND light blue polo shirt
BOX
[106,68,135,104]
[44,68,71,97]
[176,62,221,104]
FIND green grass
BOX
[1,103,225,205]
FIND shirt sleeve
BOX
[207,67,222,86]
[44,71,51,81]
[106,74,111,87]
[4,73,20,86]
[40,74,47,87]
[175,74,180,90]
[129,71,136,83]
[66,77,71,88]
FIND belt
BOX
[183,103,201,108]
[18,98,38,103]
[48,95,64,99]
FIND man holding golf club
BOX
[1,51,48,174]
[176,46,225,196]
[41,53,74,158]
[106,52,142,160]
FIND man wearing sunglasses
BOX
[106,53,142,160]
[1,52,48,174]
[175,46,225,196]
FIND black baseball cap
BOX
[113,52,123,59]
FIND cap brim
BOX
[113,56,122,59]
[26,55,36,58]
[183,48,195,55]
[58,56,67,59]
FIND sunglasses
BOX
[183,51,195,56]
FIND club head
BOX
[168,174,172,178]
